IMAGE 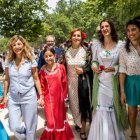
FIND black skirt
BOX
[78,74,92,122]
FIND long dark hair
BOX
[125,18,140,52]
[43,47,55,55]
[98,19,118,44]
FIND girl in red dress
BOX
[39,47,74,140]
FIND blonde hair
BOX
[7,35,33,62]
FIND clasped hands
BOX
[92,66,115,74]
[37,95,44,107]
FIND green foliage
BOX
[0,0,48,41]
[0,0,140,50]
[0,37,9,53]
[44,13,73,45]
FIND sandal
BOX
[75,125,81,132]
[130,135,137,140]
[80,132,87,140]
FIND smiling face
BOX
[44,50,55,65]
[71,30,82,47]
[127,24,140,42]
[100,21,111,37]
[12,39,24,56]
[46,36,55,47]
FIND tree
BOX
[0,37,9,53]
[0,0,48,41]
[45,14,73,45]
[0,0,140,47]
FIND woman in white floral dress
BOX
[88,19,128,140]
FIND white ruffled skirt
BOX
[88,72,126,140]
[88,106,125,140]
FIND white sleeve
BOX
[119,48,127,73]
[113,40,125,75]
[31,59,37,67]
[91,38,101,62]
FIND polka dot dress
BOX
[65,46,86,127]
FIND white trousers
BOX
[8,99,37,140]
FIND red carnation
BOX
[99,65,105,71]
[0,103,6,109]
[81,32,87,40]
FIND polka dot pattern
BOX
[65,46,86,127]
[119,45,140,75]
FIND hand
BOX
[92,67,101,74]
[37,95,44,107]
[104,67,115,72]
[64,98,69,108]
[120,92,126,105]
[41,65,45,70]
[0,97,3,103]
[75,67,84,75]
[2,96,8,106]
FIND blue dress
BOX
[0,121,10,140]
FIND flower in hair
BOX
[81,32,87,40]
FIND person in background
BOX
[2,35,44,140]
[39,47,74,140]
[88,19,128,140]
[38,35,62,70]
[60,28,92,140]
[119,18,140,140]
[0,55,4,75]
